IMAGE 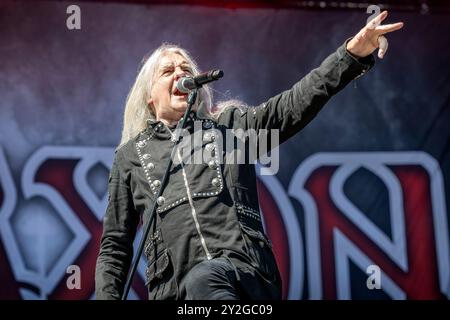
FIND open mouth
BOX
[172,86,188,97]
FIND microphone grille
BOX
[212,69,224,79]
[177,77,191,93]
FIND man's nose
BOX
[174,68,187,80]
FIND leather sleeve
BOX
[95,149,140,300]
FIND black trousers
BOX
[183,257,281,300]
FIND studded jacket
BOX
[95,42,375,300]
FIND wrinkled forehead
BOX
[157,51,191,69]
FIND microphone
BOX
[177,69,224,93]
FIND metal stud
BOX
[203,121,212,129]
[157,196,165,206]
[211,178,220,187]
[208,159,218,169]
[153,180,161,187]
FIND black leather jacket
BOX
[95,42,375,300]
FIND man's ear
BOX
[147,98,156,114]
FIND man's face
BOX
[149,52,194,124]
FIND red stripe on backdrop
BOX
[305,165,444,299]
[33,159,147,300]
[393,166,443,299]
[0,242,21,299]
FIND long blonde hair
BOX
[120,44,243,147]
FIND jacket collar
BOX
[145,107,215,137]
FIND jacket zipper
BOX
[168,124,212,260]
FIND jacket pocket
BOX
[240,224,273,251]
[235,202,267,236]
[239,223,279,283]
[144,228,169,286]
[143,229,177,299]
[145,248,170,286]
[144,229,164,262]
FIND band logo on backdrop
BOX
[0,147,448,299]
